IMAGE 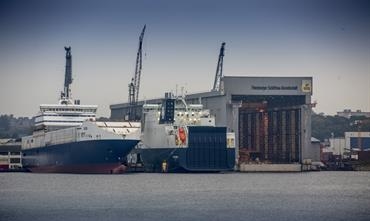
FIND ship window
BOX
[0,152,8,156]
[10,158,21,164]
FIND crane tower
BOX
[212,42,225,92]
[128,25,146,120]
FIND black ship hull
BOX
[22,139,139,174]
[139,147,235,172]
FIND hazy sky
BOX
[1,0,369,117]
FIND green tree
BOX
[312,113,370,141]
[0,115,10,131]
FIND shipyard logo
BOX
[301,80,312,93]
[251,85,298,90]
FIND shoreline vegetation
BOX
[1,113,369,140]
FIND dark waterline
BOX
[1,172,370,221]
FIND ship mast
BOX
[62,46,73,102]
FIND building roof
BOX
[110,75,313,110]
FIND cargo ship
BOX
[136,93,235,172]
[22,121,140,173]
[21,47,141,173]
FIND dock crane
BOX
[128,25,146,120]
[212,42,225,92]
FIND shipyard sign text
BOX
[251,85,298,90]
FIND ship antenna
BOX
[63,46,73,101]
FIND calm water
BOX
[1,172,369,221]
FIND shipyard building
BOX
[0,139,22,171]
[110,76,314,170]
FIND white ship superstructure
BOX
[142,96,218,148]
[34,101,97,131]
[33,47,97,131]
